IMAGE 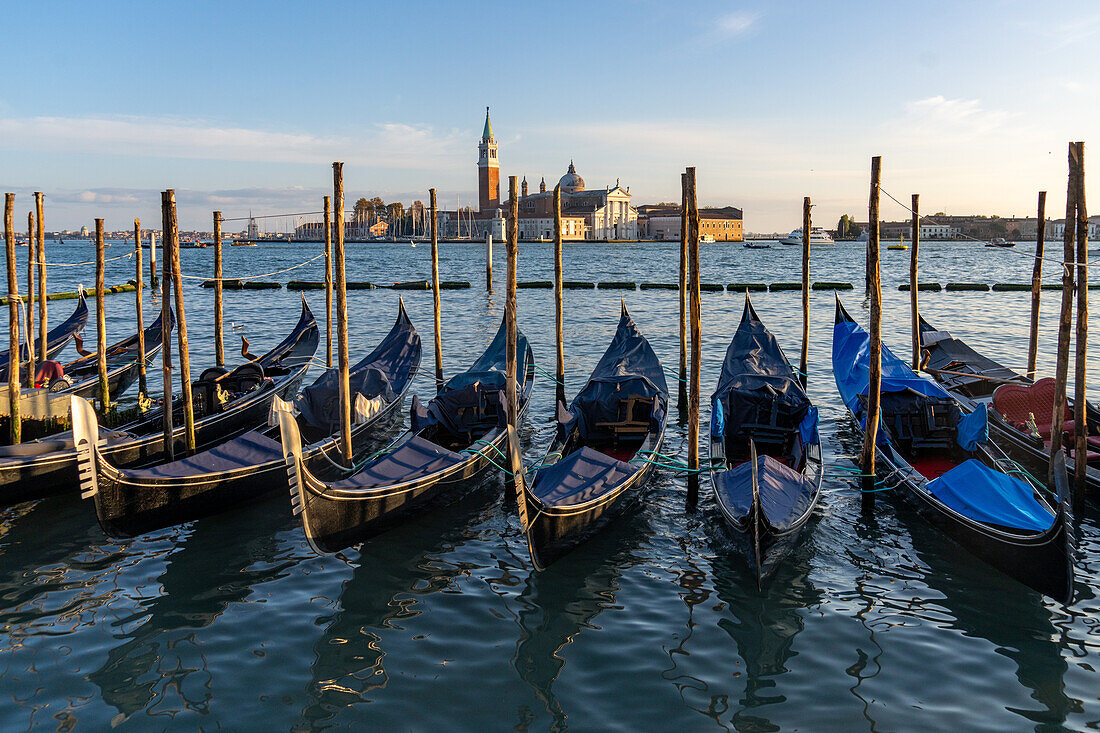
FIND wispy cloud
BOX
[715,10,760,37]
[894,96,1015,142]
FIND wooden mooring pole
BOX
[861,156,883,507]
[506,176,519,430]
[1073,142,1089,495]
[553,184,565,407]
[5,193,20,444]
[134,218,147,397]
[486,231,493,291]
[94,219,110,410]
[678,172,689,414]
[910,194,920,370]
[35,192,45,363]
[1051,144,1078,480]
[159,193,174,461]
[333,163,352,463]
[686,167,702,504]
[25,211,35,385]
[323,195,333,368]
[1026,192,1047,380]
[166,191,195,453]
[149,230,158,289]
[429,188,444,389]
[213,211,225,368]
[800,197,810,387]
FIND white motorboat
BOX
[780,227,834,246]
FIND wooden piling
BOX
[34,192,45,363]
[160,193,174,461]
[1073,142,1089,494]
[149,230,158,289]
[323,195,333,368]
[678,173,689,413]
[910,194,920,370]
[429,188,443,389]
[861,156,883,505]
[506,177,519,429]
[800,197,810,387]
[5,194,20,444]
[213,211,225,367]
[486,232,494,292]
[25,211,35,385]
[165,191,195,453]
[1051,144,1078,476]
[1027,192,1047,380]
[333,163,352,463]
[94,219,110,410]
[686,168,702,503]
[553,184,565,407]
[134,218,146,396]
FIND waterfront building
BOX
[504,163,638,240]
[636,205,743,242]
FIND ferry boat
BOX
[780,227,834,246]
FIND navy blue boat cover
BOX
[295,305,420,430]
[926,459,1054,531]
[532,446,638,506]
[711,301,813,442]
[330,434,463,490]
[715,454,816,532]
[441,316,529,394]
[0,293,89,380]
[118,430,284,479]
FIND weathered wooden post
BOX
[166,191,195,453]
[149,230,158,289]
[506,176,519,430]
[94,219,110,410]
[678,173,689,413]
[213,211,225,367]
[134,218,147,396]
[800,197,810,387]
[862,156,883,507]
[1073,142,1089,494]
[486,231,494,291]
[160,193,175,460]
[1027,192,1047,380]
[553,184,565,407]
[5,194,20,444]
[35,192,45,363]
[333,162,352,463]
[323,195,333,368]
[429,188,444,389]
[910,194,920,369]
[1051,144,1078,478]
[686,167,702,504]
[25,211,35,385]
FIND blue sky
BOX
[0,0,1097,232]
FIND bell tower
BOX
[477,107,500,212]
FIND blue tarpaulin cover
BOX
[926,459,1054,531]
[956,403,989,451]
[532,446,638,506]
[714,454,817,532]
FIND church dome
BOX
[558,161,585,193]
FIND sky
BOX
[0,0,1098,233]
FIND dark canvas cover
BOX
[442,315,529,393]
[532,446,638,507]
[330,434,463,490]
[0,293,89,380]
[119,430,284,479]
[714,454,817,532]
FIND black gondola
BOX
[0,299,318,504]
[709,296,822,583]
[918,315,1100,501]
[519,304,668,568]
[0,291,89,381]
[833,297,1073,602]
[277,314,534,554]
[73,302,419,537]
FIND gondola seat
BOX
[532,446,638,506]
[993,378,1075,437]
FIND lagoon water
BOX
[1,238,1099,731]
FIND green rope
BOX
[533,364,565,386]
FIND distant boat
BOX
[743,243,771,249]
[986,238,1014,248]
[780,227,834,246]
[700,234,716,243]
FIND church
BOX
[473,108,638,241]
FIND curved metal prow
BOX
[749,439,762,589]
[70,395,100,500]
[272,395,306,516]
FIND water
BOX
[1,238,1099,730]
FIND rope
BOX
[178,251,326,282]
[533,364,565,386]
[42,250,135,268]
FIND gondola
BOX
[277,313,534,554]
[833,297,1073,602]
[519,304,668,568]
[0,298,318,504]
[709,296,822,584]
[0,291,89,381]
[73,302,419,537]
[918,314,1100,502]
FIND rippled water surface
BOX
[2,238,1099,731]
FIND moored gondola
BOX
[72,301,419,537]
[709,296,822,584]
[0,291,89,381]
[833,297,1073,603]
[918,315,1100,502]
[519,304,668,569]
[277,313,534,554]
[0,298,318,504]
